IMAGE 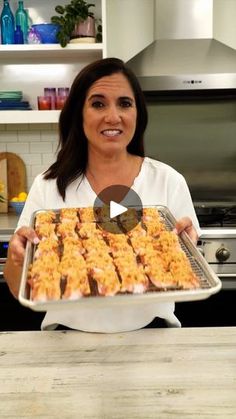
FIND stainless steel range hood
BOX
[127,39,236,91]
[127,0,236,91]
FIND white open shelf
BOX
[0,43,104,59]
[0,43,104,125]
[0,110,60,124]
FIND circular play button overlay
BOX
[93,185,143,234]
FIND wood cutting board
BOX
[0,152,26,201]
[0,158,8,213]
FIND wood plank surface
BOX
[0,327,235,418]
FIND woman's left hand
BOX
[174,217,198,244]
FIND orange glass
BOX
[37,96,52,110]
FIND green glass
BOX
[15,0,28,43]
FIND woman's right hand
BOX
[9,226,39,267]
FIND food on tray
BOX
[35,223,58,240]
[26,207,200,302]
[34,210,56,226]
[78,207,96,222]
[60,208,79,222]
[57,221,77,238]
[28,251,61,301]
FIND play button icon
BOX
[93,185,143,234]
[110,201,127,218]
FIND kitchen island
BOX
[0,327,235,418]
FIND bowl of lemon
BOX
[10,192,28,215]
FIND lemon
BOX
[18,192,28,202]
[11,197,19,202]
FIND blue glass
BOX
[14,24,23,44]
[0,0,15,44]
[15,0,28,44]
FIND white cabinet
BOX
[0,0,154,125]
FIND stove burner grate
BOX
[195,205,236,228]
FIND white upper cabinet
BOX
[0,0,154,124]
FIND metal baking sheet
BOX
[18,205,222,311]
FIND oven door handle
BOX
[0,271,5,283]
[218,274,236,277]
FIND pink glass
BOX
[44,87,56,110]
[57,87,70,97]
[37,96,52,110]
[55,95,67,110]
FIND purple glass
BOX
[57,87,70,97]
[44,87,56,110]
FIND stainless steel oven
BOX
[0,228,45,331]
[0,230,11,282]
[194,204,236,290]
[197,228,236,290]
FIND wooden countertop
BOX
[0,327,235,418]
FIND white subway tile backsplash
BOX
[42,153,55,165]
[0,144,6,152]
[6,124,24,131]
[21,153,42,165]
[25,163,31,174]
[52,142,59,153]
[11,124,29,131]
[29,124,52,131]
[41,129,58,142]
[31,164,48,178]
[0,131,18,142]
[30,142,53,153]
[6,143,29,153]
[27,177,35,189]
[18,130,40,142]
[1,127,58,189]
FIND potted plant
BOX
[51,0,95,47]
[95,18,102,43]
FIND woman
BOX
[4,57,200,332]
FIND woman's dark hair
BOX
[44,57,148,200]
